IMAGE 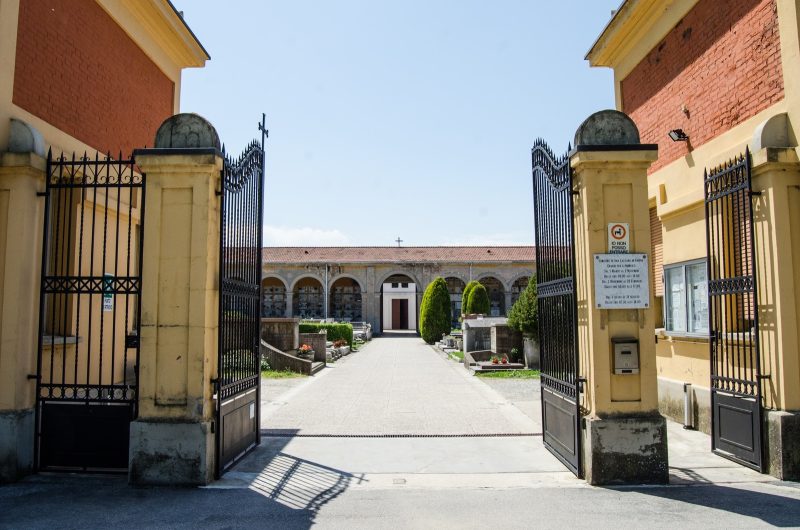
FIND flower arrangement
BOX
[491,355,500,364]
[501,355,509,365]
[333,339,348,348]
[297,344,314,357]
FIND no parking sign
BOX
[608,223,629,254]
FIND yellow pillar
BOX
[128,114,222,486]
[570,110,667,484]
[750,143,800,480]
[0,120,46,482]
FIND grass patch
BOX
[475,369,540,379]
[261,369,307,379]
[448,350,464,361]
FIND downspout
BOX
[324,263,329,320]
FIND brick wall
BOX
[13,0,175,155]
[622,0,783,173]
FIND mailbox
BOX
[612,337,639,374]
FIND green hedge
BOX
[299,322,353,345]
[508,277,538,338]
[467,283,490,315]
[461,280,480,315]
[419,277,451,344]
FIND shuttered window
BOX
[650,206,664,296]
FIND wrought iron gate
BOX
[216,120,266,477]
[35,152,145,472]
[704,149,764,471]
[531,140,582,477]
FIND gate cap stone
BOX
[574,110,640,147]
[8,118,46,157]
[154,113,221,150]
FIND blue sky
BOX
[173,1,620,246]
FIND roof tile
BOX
[262,246,535,264]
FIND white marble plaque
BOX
[594,253,649,309]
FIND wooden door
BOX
[399,299,409,329]
[391,299,402,329]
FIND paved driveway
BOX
[261,335,537,435]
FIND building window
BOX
[664,260,708,335]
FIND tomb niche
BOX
[510,276,530,306]
[330,277,362,322]
[479,276,505,316]
[262,277,288,317]
[293,277,324,319]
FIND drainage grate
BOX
[260,431,543,438]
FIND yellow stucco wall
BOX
[572,149,660,416]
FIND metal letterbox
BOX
[612,337,639,374]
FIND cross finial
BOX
[258,113,269,142]
[395,237,403,247]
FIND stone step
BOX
[310,361,325,375]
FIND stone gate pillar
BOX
[749,125,800,480]
[128,114,222,486]
[0,120,45,482]
[570,110,668,484]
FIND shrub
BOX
[467,283,490,315]
[419,277,452,344]
[299,322,353,345]
[507,278,538,339]
[461,280,480,315]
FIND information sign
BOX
[103,273,114,312]
[594,253,649,309]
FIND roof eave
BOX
[164,0,210,65]
[585,0,631,65]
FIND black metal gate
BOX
[216,119,266,477]
[531,140,582,477]
[704,149,764,472]
[35,151,145,472]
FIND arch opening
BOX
[292,277,324,319]
[330,277,363,322]
[262,277,288,317]
[510,276,530,307]
[479,276,505,316]
[445,276,466,327]
[380,273,417,332]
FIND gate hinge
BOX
[36,191,47,197]
[577,377,587,393]
[750,191,763,196]
[27,374,38,380]
[757,374,771,379]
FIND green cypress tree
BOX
[508,278,538,339]
[419,277,452,344]
[469,283,491,315]
[461,280,480,315]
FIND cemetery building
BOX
[588,0,800,477]
[262,246,535,333]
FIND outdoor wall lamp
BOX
[668,129,689,142]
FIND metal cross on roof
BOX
[395,237,403,247]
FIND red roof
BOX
[262,246,535,264]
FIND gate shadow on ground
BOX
[0,474,318,529]
[609,479,800,527]
[213,429,365,525]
